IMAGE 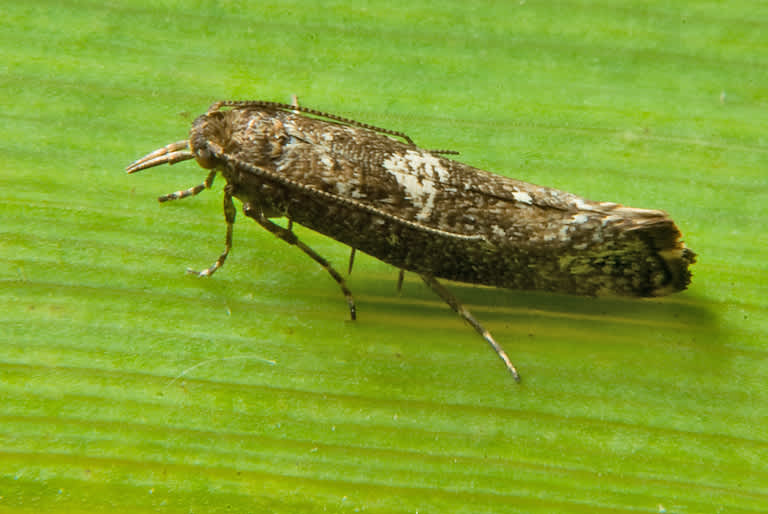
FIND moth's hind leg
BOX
[242,204,357,321]
[419,274,520,382]
[188,183,235,277]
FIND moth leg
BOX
[419,274,520,382]
[242,204,357,321]
[396,269,405,292]
[159,170,217,203]
[348,248,356,274]
[188,185,235,277]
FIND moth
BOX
[127,99,696,381]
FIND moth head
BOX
[189,113,226,170]
[125,112,227,175]
[192,145,216,169]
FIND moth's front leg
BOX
[159,170,217,203]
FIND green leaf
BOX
[1,1,766,512]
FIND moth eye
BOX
[195,147,216,169]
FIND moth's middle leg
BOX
[242,203,356,321]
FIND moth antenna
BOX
[126,140,193,173]
[212,100,415,144]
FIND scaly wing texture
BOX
[209,109,694,295]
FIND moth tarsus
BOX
[127,99,696,382]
